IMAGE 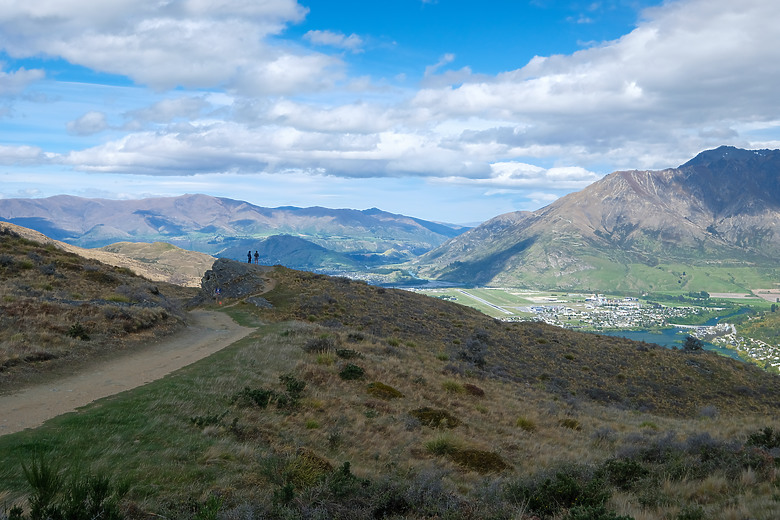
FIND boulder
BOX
[191,258,272,305]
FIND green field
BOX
[412,286,773,323]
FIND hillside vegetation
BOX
[1,259,779,519]
[99,241,215,287]
[0,225,196,391]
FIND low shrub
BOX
[335,348,362,359]
[346,332,365,342]
[66,323,90,341]
[506,467,609,518]
[596,457,649,491]
[463,383,485,397]
[676,504,705,520]
[746,426,780,450]
[339,363,365,380]
[449,449,509,474]
[190,411,228,428]
[279,373,306,400]
[232,387,276,409]
[409,407,461,429]
[565,504,634,520]
[367,382,404,400]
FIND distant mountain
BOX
[0,194,468,261]
[414,146,780,291]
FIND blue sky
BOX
[1,0,779,224]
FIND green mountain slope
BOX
[414,147,780,291]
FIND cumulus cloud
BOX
[304,30,364,52]
[259,99,395,133]
[0,144,47,165]
[410,0,780,169]
[60,120,489,178]
[0,66,45,95]
[8,0,780,202]
[434,162,600,191]
[67,111,108,135]
[0,0,338,95]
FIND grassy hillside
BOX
[99,241,215,287]
[1,264,779,519]
[0,226,196,391]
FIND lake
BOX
[597,328,742,361]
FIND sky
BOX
[1,0,779,224]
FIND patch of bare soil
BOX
[753,288,780,303]
[0,310,253,436]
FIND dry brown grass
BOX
[0,226,197,391]
[3,257,780,518]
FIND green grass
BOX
[0,322,300,503]
[3,266,780,519]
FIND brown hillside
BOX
[0,225,197,391]
[204,260,780,418]
[0,222,212,287]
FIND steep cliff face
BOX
[415,147,780,289]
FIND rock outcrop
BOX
[191,258,272,305]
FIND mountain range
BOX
[1,146,778,292]
[0,194,467,261]
[414,146,780,292]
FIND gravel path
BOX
[0,310,253,436]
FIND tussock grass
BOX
[2,264,780,518]
[0,229,195,391]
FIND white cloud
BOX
[67,111,108,135]
[127,97,211,124]
[433,161,600,191]
[0,66,45,95]
[260,100,394,133]
[0,144,46,165]
[409,0,780,169]
[304,30,364,53]
[424,53,455,77]
[6,0,780,210]
[0,0,336,95]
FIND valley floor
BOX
[412,286,780,372]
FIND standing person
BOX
[247,250,252,263]
[254,251,259,264]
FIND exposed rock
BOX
[191,258,272,305]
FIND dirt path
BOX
[0,310,254,437]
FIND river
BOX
[597,328,741,361]
[596,308,750,362]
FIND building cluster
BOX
[513,301,702,330]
